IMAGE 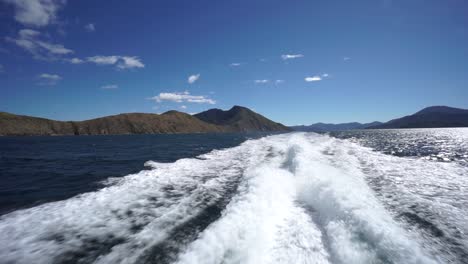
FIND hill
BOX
[194,106,290,132]
[0,106,289,136]
[368,106,468,129]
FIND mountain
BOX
[0,106,290,136]
[368,106,468,129]
[0,111,222,136]
[194,105,290,132]
[290,121,382,132]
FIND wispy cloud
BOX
[87,55,119,65]
[230,62,242,67]
[0,64,4,73]
[254,79,269,84]
[38,73,61,85]
[343,57,351,61]
[117,56,144,69]
[180,105,187,109]
[305,73,330,82]
[85,23,95,32]
[188,74,200,84]
[69,57,84,64]
[6,29,73,60]
[275,79,284,84]
[305,76,322,82]
[149,91,215,104]
[85,55,144,70]
[101,84,118,89]
[3,0,66,27]
[281,54,304,60]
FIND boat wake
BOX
[1,133,467,263]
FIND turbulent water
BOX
[1,130,468,263]
[330,128,468,165]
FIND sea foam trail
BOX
[175,134,437,264]
[290,135,437,264]
[0,141,264,264]
[175,138,330,264]
[339,137,468,262]
[1,133,465,263]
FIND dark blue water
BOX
[1,129,467,264]
[0,133,261,215]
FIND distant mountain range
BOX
[3,105,467,136]
[367,106,468,129]
[290,122,382,132]
[0,106,290,136]
[291,106,468,131]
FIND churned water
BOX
[0,129,467,263]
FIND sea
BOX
[0,128,467,264]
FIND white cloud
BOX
[6,29,73,60]
[39,73,61,80]
[254,79,269,84]
[87,55,119,65]
[305,76,322,82]
[85,55,144,70]
[275,79,284,84]
[188,74,200,84]
[305,73,329,82]
[281,54,303,60]
[343,57,351,61]
[101,84,118,89]
[18,28,40,38]
[117,56,144,69]
[149,91,215,104]
[230,63,242,67]
[38,73,61,85]
[69,57,83,64]
[180,105,187,109]
[35,40,71,54]
[85,23,95,32]
[3,0,66,27]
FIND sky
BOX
[1,0,467,125]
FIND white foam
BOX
[0,140,262,263]
[1,133,462,263]
[288,134,437,263]
[175,141,330,264]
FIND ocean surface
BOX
[0,128,467,263]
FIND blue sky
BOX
[1,0,467,125]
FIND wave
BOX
[0,133,467,263]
